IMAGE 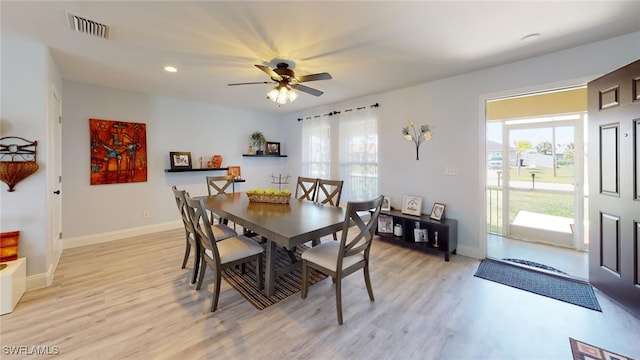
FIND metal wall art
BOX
[0,136,39,192]
[402,120,432,160]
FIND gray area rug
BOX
[474,259,601,312]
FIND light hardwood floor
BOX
[1,228,639,359]
[487,234,589,280]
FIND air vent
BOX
[66,11,111,39]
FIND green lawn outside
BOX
[509,164,575,184]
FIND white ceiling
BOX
[2,1,639,115]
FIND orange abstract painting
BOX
[90,119,147,185]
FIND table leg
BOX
[265,239,276,297]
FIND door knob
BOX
[53,190,61,195]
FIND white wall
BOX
[0,36,62,284]
[61,82,283,244]
[289,31,640,258]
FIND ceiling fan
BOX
[228,62,332,102]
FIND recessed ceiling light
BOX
[521,33,541,42]
[164,66,178,73]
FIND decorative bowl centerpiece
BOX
[246,189,291,204]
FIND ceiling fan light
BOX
[267,88,280,102]
[288,89,298,102]
[276,90,288,104]
[266,84,297,105]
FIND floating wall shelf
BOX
[165,167,229,173]
[242,154,287,157]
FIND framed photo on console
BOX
[377,214,393,233]
[170,152,192,170]
[381,196,391,211]
[401,195,422,216]
[430,203,446,220]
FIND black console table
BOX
[376,210,457,261]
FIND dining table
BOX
[199,192,346,297]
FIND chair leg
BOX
[182,238,190,269]
[191,244,200,284]
[335,277,343,325]
[210,271,221,312]
[332,232,338,241]
[256,255,263,290]
[301,260,309,299]
[196,255,206,290]
[364,264,375,301]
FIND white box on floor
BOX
[0,257,26,315]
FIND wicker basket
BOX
[246,192,291,204]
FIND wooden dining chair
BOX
[173,186,237,284]
[172,186,200,284]
[316,179,344,241]
[316,179,343,206]
[295,176,318,201]
[301,195,384,325]
[184,193,264,312]
[206,175,235,224]
[206,175,235,196]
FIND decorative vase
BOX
[393,224,403,237]
[212,155,223,168]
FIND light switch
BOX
[445,166,459,176]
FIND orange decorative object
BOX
[0,231,19,262]
[212,155,223,168]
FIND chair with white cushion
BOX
[184,193,263,312]
[301,195,384,325]
[173,186,237,284]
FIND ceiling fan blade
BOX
[228,81,273,86]
[255,64,283,81]
[293,84,324,97]
[296,72,332,83]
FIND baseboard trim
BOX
[457,244,482,259]
[63,221,182,249]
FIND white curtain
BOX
[338,107,379,201]
[301,115,331,178]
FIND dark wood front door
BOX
[587,59,640,317]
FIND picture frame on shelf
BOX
[377,214,393,233]
[265,142,280,156]
[430,203,446,220]
[170,152,192,170]
[401,195,422,216]
[227,166,241,180]
[414,228,428,242]
[381,196,391,211]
